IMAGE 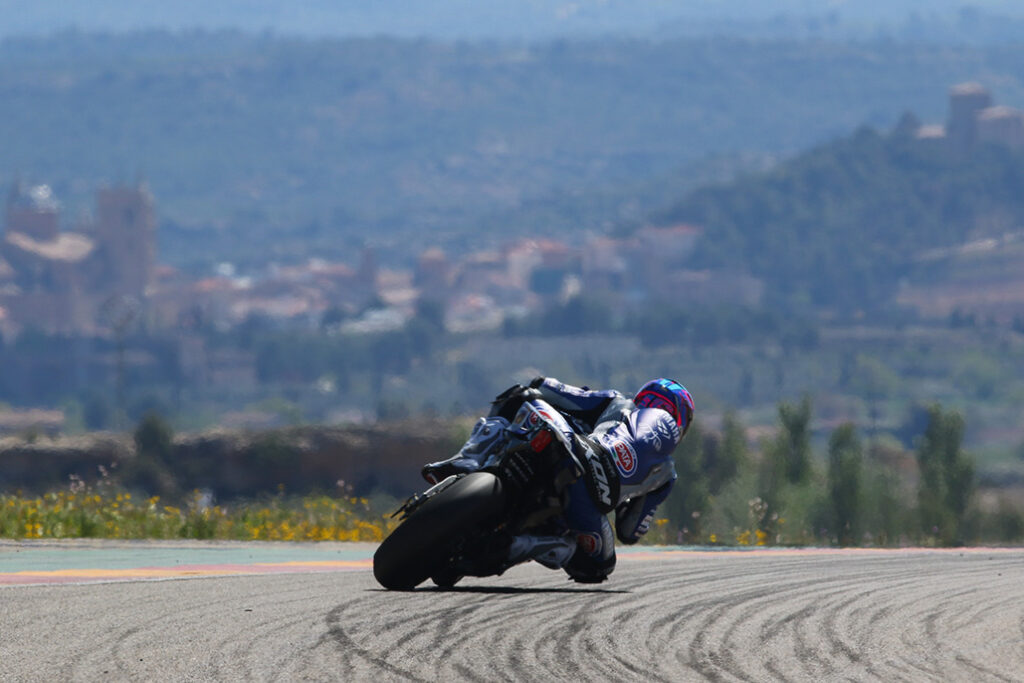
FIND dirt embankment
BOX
[0,421,466,498]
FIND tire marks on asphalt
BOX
[3,549,1023,681]
[342,552,1022,682]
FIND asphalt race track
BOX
[2,547,1023,681]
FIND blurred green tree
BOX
[665,420,710,542]
[916,405,975,545]
[777,395,813,484]
[128,412,178,496]
[758,396,813,536]
[705,410,747,494]
[827,422,863,546]
[134,413,174,466]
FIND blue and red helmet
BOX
[634,378,695,436]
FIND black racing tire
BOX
[430,568,463,589]
[373,472,506,590]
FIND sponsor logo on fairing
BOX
[526,406,555,428]
[576,532,601,556]
[611,440,637,476]
[587,450,613,507]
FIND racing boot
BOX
[421,455,481,485]
[422,416,509,484]
[506,534,577,570]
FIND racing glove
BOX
[489,384,542,421]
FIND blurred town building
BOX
[0,182,155,337]
[0,144,897,349]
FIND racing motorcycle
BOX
[372,394,614,590]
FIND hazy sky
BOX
[1,1,1023,40]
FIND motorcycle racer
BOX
[421,376,694,583]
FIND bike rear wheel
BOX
[373,471,506,590]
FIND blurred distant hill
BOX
[658,125,1024,314]
[3,31,1024,273]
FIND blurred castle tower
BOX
[925,82,1024,152]
[92,185,157,298]
[946,82,992,150]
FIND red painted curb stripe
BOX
[0,559,373,586]
[6,547,1012,586]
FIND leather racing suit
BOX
[532,377,681,582]
[423,377,683,583]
